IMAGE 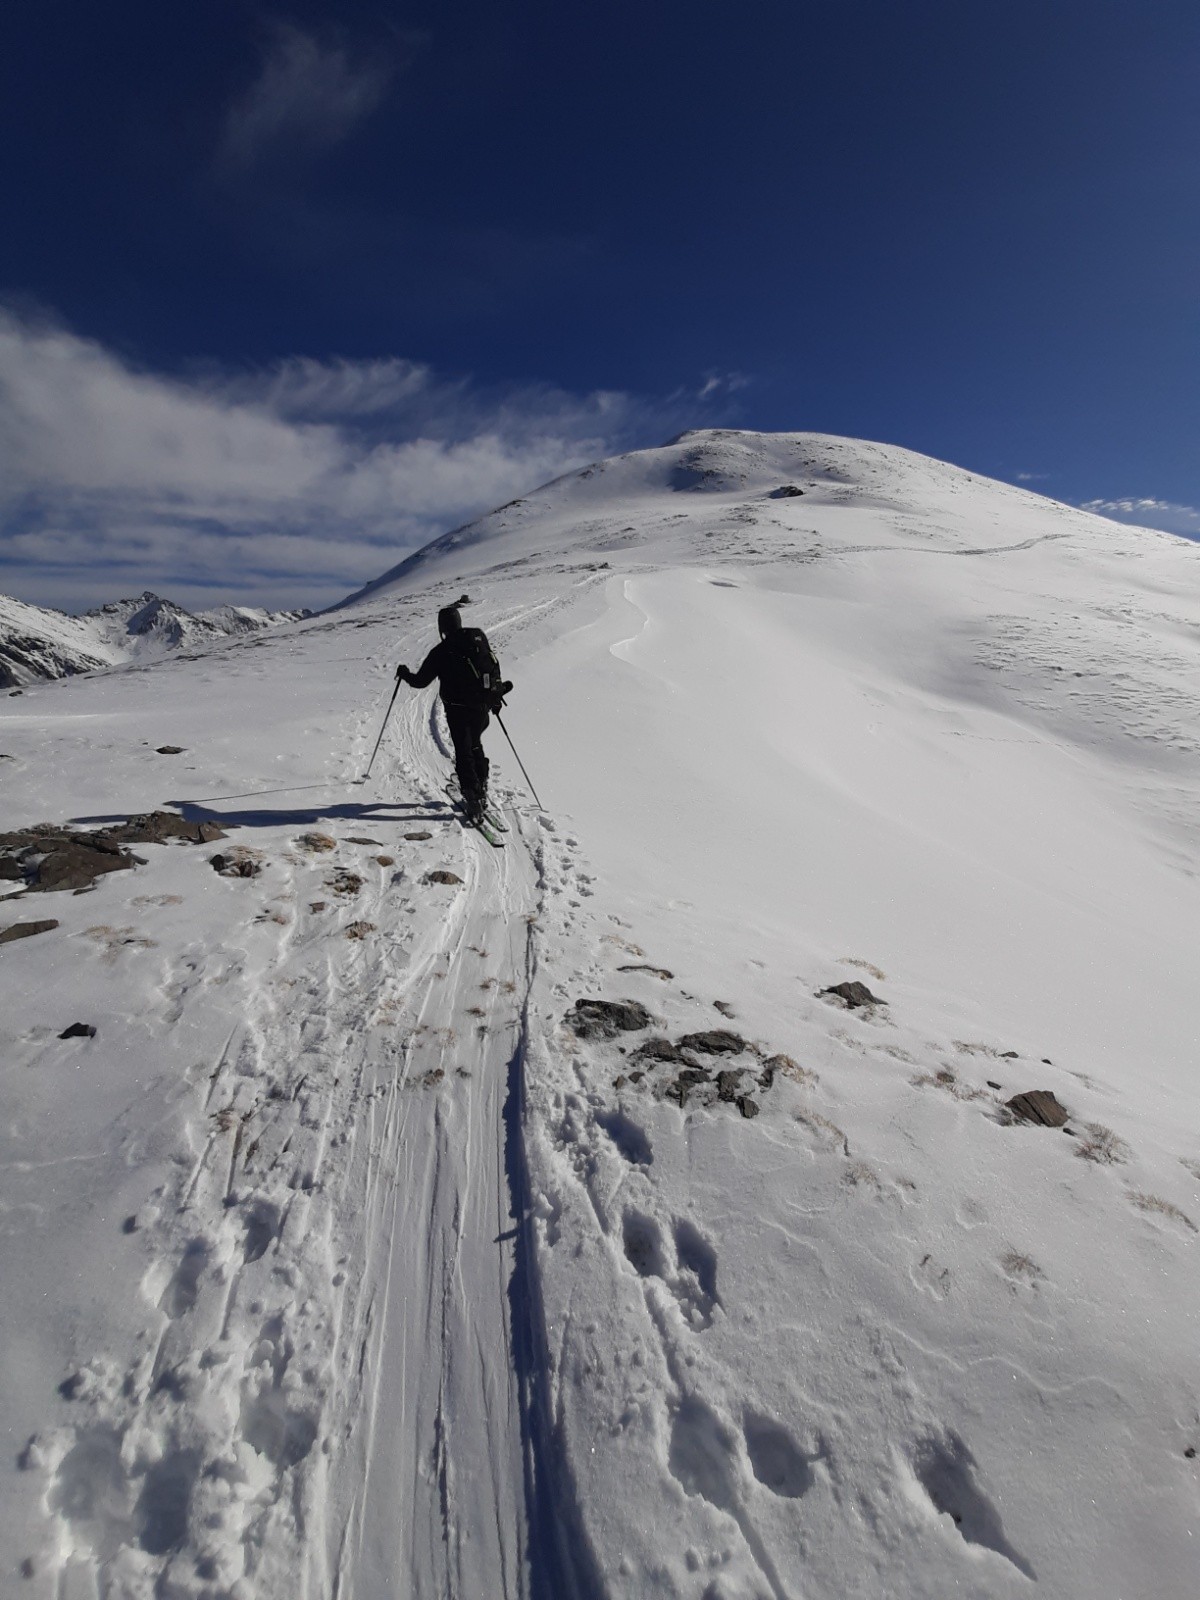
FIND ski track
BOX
[26,678,562,1600]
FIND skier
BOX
[394,603,511,826]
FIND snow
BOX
[1,429,1197,1598]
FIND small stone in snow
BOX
[405,831,433,841]
[425,869,463,886]
[296,832,337,853]
[376,855,395,866]
[58,1022,96,1040]
[0,919,60,944]
[155,745,185,755]
[737,1095,760,1119]
[987,1079,1002,1090]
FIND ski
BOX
[467,817,505,849]
[445,780,508,831]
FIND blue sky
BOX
[1,0,1197,610]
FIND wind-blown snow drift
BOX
[1,429,1196,1599]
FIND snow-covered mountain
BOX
[0,590,310,688]
[1,430,1197,1599]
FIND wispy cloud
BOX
[1081,496,1200,542]
[0,309,729,611]
[219,22,397,170]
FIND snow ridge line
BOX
[503,885,605,1600]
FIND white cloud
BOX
[0,309,716,611]
[219,23,395,169]
[1080,496,1200,541]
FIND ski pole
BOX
[495,710,543,810]
[359,680,402,782]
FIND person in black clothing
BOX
[394,604,511,824]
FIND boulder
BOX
[424,869,463,886]
[737,1095,760,1119]
[769,485,806,498]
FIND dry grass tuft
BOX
[1128,1191,1197,1233]
[1075,1123,1131,1165]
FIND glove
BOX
[395,664,410,683]
[489,680,513,712]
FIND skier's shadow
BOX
[70,794,450,831]
[174,799,449,830]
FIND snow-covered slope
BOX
[0,590,309,687]
[1,430,1197,1599]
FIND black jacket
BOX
[406,628,499,708]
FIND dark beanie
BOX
[438,606,463,637]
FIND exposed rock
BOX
[405,831,432,841]
[210,851,262,879]
[666,1065,712,1106]
[713,1000,736,1018]
[327,868,365,896]
[424,869,463,886]
[296,832,337,853]
[769,484,805,498]
[677,1029,745,1055]
[155,745,185,755]
[0,813,225,896]
[716,1069,743,1102]
[345,921,376,940]
[819,980,883,1009]
[567,998,654,1039]
[633,1036,684,1063]
[58,1022,96,1039]
[1006,1090,1069,1128]
[376,854,395,866]
[617,963,674,980]
[343,836,382,846]
[0,919,59,945]
[111,811,225,846]
[737,1095,760,1119]
[0,829,143,894]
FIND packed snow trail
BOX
[325,694,539,1599]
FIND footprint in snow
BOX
[909,1429,1036,1579]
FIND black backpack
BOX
[441,627,502,708]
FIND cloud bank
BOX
[1081,496,1200,542]
[0,310,727,612]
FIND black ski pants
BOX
[444,701,490,805]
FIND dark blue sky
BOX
[1,1,1197,609]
